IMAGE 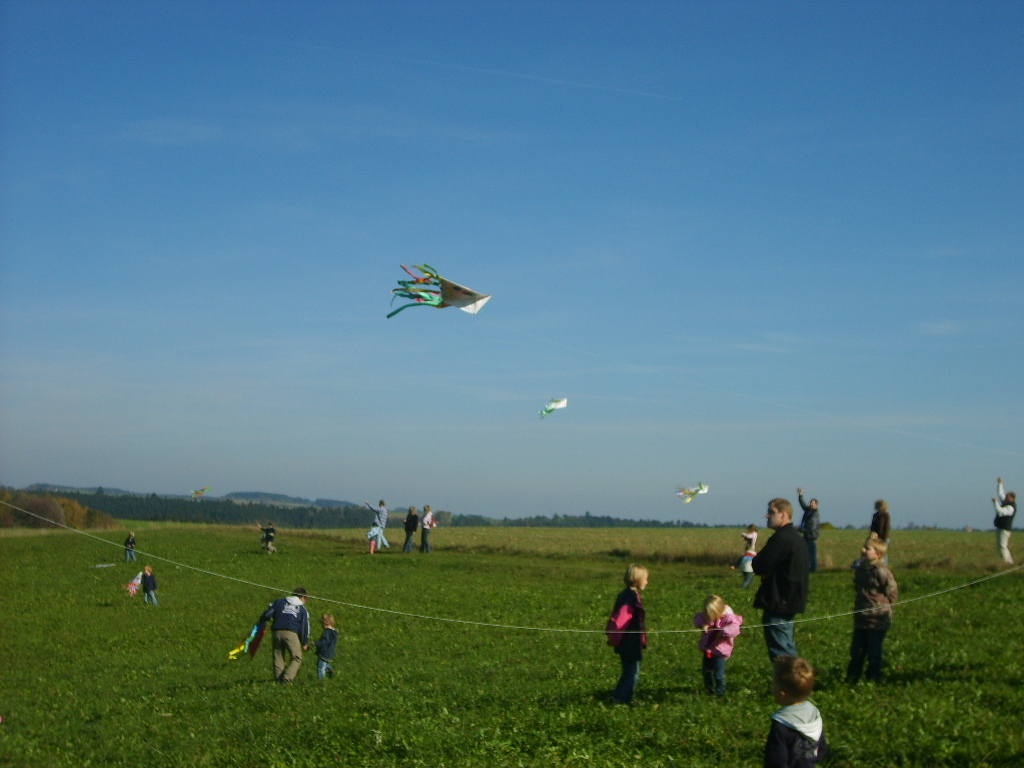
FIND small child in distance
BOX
[141,565,158,605]
[314,614,337,679]
[731,524,758,587]
[765,656,828,768]
[693,594,743,695]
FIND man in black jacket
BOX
[753,498,810,662]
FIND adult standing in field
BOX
[402,506,419,554]
[993,477,1017,565]
[258,587,310,684]
[123,532,137,563]
[753,498,809,662]
[796,488,821,573]
[259,522,276,554]
[870,501,891,565]
[420,505,436,553]
[364,500,389,554]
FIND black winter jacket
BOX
[753,524,809,615]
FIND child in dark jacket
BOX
[605,564,648,704]
[314,614,337,679]
[141,565,158,605]
[765,656,828,768]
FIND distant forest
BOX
[17,489,706,529]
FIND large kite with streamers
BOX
[124,572,143,596]
[539,398,568,418]
[676,483,709,503]
[228,623,266,660]
[191,486,210,500]
[387,264,491,318]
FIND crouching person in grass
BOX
[258,587,310,684]
[693,594,743,696]
[847,537,898,684]
[314,614,337,679]
[766,656,828,768]
[605,564,648,705]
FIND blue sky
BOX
[1,2,1021,528]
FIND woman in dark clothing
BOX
[605,564,649,704]
[870,501,891,564]
[402,507,419,553]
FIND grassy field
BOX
[0,524,1021,767]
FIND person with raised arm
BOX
[993,477,1017,565]
[796,488,821,573]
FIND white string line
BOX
[4,499,1021,634]
[476,316,1024,459]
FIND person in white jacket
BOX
[993,477,1017,565]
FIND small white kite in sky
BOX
[539,398,568,419]
[676,482,709,503]
[191,486,210,500]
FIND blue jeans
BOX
[805,538,817,573]
[702,655,726,695]
[144,590,158,605]
[125,549,137,563]
[317,658,334,679]
[613,658,640,703]
[420,529,432,553]
[740,572,753,589]
[762,613,797,661]
[402,532,415,553]
[848,627,887,681]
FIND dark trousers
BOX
[613,657,640,703]
[805,538,817,573]
[848,627,888,682]
[763,613,797,661]
[702,654,726,695]
[402,532,415,553]
[420,529,432,553]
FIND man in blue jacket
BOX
[258,587,310,683]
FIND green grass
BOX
[0,525,1021,767]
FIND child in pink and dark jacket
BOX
[605,564,648,704]
[693,594,743,695]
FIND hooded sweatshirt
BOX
[765,700,828,768]
[259,596,310,645]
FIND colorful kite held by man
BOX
[539,398,568,419]
[677,483,709,503]
[191,486,210,500]
[387,264,491,318]
[124,572,143,596]
[228,624,266,660]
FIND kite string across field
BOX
[3,498,1022,635]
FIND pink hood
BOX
[693,606,744,659]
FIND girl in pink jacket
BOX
[693,594,743,695]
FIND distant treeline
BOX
[13,489,709,529]
[45,491,378,529]
[0,488,117,529]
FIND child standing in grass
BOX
[314,614,337,679]
[732,546,757,588]
[605,564,648,705]
[141,565,158,605]
[692,595,743,695]
[765,656,828,767]
[847,537,898,683]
